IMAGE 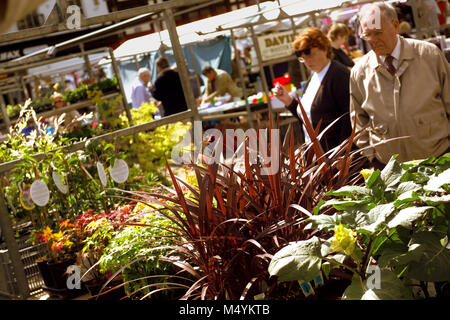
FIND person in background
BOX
[130,67,152,109]
[350,2,450,168]
[272,27,352,151]
[149,56,187,117]
[231,48,248,87]
[399,21,412,38]
[201,66,242,104]
[328,23,355,69]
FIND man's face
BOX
[205,71,215,81]
[360,11,399,56]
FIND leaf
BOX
[366,170,381,188]
[419,194,450,205]
[424,168,450,192]
[305,213,342,232]
[359,203,396,233]
[268,237,322,282]
[343,270,413,300]
[325,186,371,198]
[381,156,402,189]
[341,277,364,300]
[387,206,434,229]
[361,270,413,300]
[404,232,450,282]
[396,181,421,196]
[320,198,370,211]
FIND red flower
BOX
[92,121,99,129]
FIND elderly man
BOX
[202,66,242,104]
[130,67,152,109]
[350,2,450,167]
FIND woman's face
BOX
[336,35,347,47]
[297,47,330,73]
[54,99,64,108]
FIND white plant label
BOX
[97,162,108,186]
[109,159,129,184]
[30,179,50,207]
[52,172,69,194]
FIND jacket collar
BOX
[368,36,414,69]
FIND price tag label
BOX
[97,162,108,186]
[30,179,50,207]
[52,172,69,194]
[20,184,35,210]
[109,159,129,184]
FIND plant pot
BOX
[37,258,76,290]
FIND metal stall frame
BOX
[0,1,208,299]
[0,47,131,133]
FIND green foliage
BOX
[116,102,191,185]
[99,211,180,298]
[269,153,450,300]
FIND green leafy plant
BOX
[268,153,450,300]
[99,206,181,299]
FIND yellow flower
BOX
[360,168,374,181]
[330,224,357,256]
[42,226,53,240]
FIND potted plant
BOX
[34,219,81,291]
[268,153,450,300]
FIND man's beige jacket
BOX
[350,36,450,164]
[204,69,242,101]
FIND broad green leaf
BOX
[393,190,420,208]
[325,186,371,198]
[424,168,450,192]
[341,276,364,300]
[361,270,413,300]
[381,156,402,189]
[396,181,421,196]
[387,206,434,229]
[320,198,370,211]
[366,169,381,188]
[359,203,396,233]
[378,244,409,269]
[268,237,322,282]
[419,194,450,205]
[404,232,450,282]
[305,213,342,232]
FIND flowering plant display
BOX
[34,219,80,263]
[269,154,450,300]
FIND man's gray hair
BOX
[358,2,398,23]
[138,67,151,77]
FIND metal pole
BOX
[80,44,94,81]
[0,189,30,299]
[108,48,133,124]
[188,45,202,99]
[134,55,140,71]
[163,8,199,122]
[249,25,275,128]
[0,94,11,130]
[230,29,254,129]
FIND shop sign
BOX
[0,50,20,63]
[257,30,297,62]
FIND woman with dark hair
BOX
[328,23,355,68]
[273,27,352,151]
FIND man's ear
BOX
[392,19,400,34]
